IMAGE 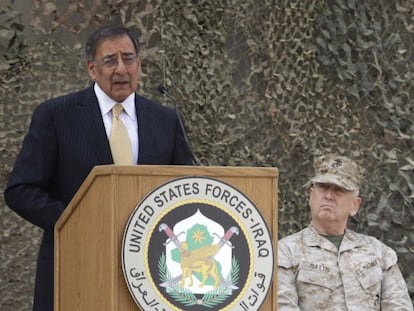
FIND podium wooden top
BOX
[55,165,278,232]
[91,164,278,177]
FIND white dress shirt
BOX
[94,83,139,164]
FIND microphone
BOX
[157,85,200,165]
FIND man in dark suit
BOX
[4,25,194,311]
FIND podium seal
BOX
[122,176,274,311]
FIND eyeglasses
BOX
[94,54,138,69]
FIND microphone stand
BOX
[157,85,200,166]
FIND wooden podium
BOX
[54,165,278,310]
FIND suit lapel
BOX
[135,96,157,164]
[77,86,113,164]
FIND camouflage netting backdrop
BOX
[1,0,413,309]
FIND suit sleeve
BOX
[4,103,65,230]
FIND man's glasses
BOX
[94,54,138,69]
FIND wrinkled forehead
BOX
[95,35,137,57]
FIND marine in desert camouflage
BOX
[278,154,413,310]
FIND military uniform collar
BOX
[304,225,366,252]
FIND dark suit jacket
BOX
[4,85,193,311]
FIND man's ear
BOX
[350,196,362,216]
[308,186,314,207]
[136,56,142,75]
[87,61,96,81]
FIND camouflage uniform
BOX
[278,226,413,310]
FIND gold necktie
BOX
[109,103,133,165]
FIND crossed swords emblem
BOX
[158,223,239,289]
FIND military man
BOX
[278,154,413,310]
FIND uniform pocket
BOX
[355,261,382,309]
[355,260,382,288]
[296,260,338,309]
[297,268,335,289]
[297,260,337,287]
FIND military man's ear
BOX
[350,197,362,217]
